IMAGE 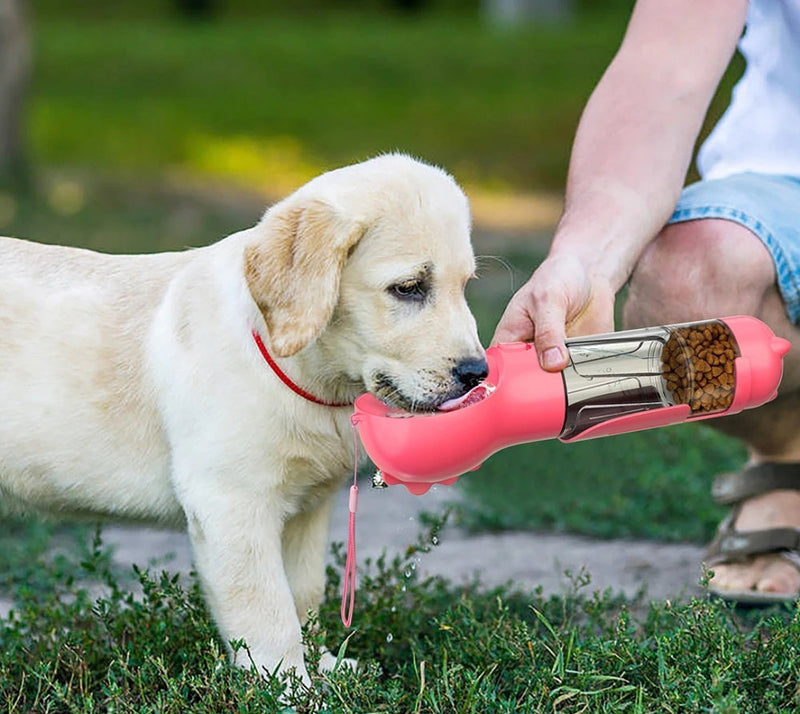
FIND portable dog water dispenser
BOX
[351,316,791,494]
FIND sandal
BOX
[705,462,800,605]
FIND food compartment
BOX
[660,320,740,415]
[560,320,741,439]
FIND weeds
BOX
[1,520,798,712]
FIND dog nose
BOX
[453,357,489,391]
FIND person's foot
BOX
[709,489,800,596]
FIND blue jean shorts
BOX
[667,173,800,325]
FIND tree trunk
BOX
[0,0,31,188]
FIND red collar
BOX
[251,330,352,408]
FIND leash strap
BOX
[341,425,360,627]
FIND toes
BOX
[710,555,800,596]
[755,559,800,594]
[709,562,758,592]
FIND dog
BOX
[0,154,487,682]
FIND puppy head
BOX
[244,153,486,411]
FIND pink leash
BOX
[341,424,360,627]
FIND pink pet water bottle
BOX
[351,316,791,494]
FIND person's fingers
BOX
[565,283,616,338]
[491,255,615,372]
[490,298,535,346]
[492,261,578,369]
[530,298,569,371]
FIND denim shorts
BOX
[667,173,800,325]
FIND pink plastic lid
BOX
[720,315,791,414]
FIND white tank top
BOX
[697,0,800,180]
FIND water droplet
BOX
[386,633,394,643]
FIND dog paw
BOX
[318,648,358,674]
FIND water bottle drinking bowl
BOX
[352,316,791,494]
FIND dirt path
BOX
[48,480,707,614]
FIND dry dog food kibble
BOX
[660,321,739,414]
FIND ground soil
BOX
[82,480,708,610]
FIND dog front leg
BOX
[282,489,337,624]
[184,495,310,683]
[282,488,358,674]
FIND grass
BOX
[457,425,744,543]
[2,521,799,713]
[27,8,742,194]
[29,13,616,191]
[4,172,262,253]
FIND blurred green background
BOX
[0,0,747,544]
[6,1,743,201]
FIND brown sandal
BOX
[706,463,800,605]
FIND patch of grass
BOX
[0,514,90,598]
[0,532,294,713]
[2,522,799,712]
[3,172,261,254]
[29,13,620,191]
[456,424,744,543]
[28,9,743,193]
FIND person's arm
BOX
[492,0,748,370]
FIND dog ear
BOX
[244,198,366,357]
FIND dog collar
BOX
[251,330,352,408]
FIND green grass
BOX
[457,425,744,542]
[4,172,260,253]
[27,9,741,193]
[0,514,91,598]
[2,522,799,713]
[29,13,617,189]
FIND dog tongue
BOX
[438,383,494,412]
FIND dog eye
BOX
[389,280,427,301]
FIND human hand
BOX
[491,253,617,371]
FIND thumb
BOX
[532,311,569,372]
[491,286,571,371]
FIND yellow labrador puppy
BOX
[0,154,486,682]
